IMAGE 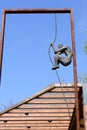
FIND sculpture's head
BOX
[58,44,63,48]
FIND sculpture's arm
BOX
[58,46,67,52]
[51,43,58,54]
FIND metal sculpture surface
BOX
[51,43,73,70]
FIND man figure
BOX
[51,43,73,70]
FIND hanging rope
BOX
[48,46,71,119]
[48,14,71,119]
[52,13,57,44]
[55,69,71,119]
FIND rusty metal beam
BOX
[68,87,82,130]
[4,8,71,14]
[0,10,6,82]
[0,8,72,82]
[70,9,80,130]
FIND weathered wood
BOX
[0,120,70,124]
[28,98,75,104]
[83,105,87,130]
[39,92,75,98]
[0,126,68,130]
[1,112,72,117]
[51,87,79,92]
[0,129,68,130]
[18,103,74,109]
[0,116,70,121]
[0,123,69,127]
[0,128,68,130]
[9,108,74,113]
[0,83,82,130]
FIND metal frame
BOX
[0,8,80,130]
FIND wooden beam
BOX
[18,103,74,109]
[0,126,68,130]
[9,108,74,113]
[0,116,70,121]
[0,123,69,127]
[39,92,75,98]
[51,87,79,92]
[28,98,75,104]
[1,112,72,117]
[0,120,70,124]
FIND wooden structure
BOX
[0,83,84,130]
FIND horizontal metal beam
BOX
[3,8,72,14]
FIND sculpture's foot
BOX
[52,65,59,70]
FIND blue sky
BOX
[0,0,87,111]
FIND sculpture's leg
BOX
[52,55,59,70]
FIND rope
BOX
[48,46,71,119]
[55,69,71,119]
[48,13,71,120]
[52,13,57,44]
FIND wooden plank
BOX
[28,98,75,104]
[0,116,70,121]
[0,128,68,130]
[10,108,74,113]
[83,105,87,130]
[0,129,68,130]
[39,92,75,98]
[51,87,79,92]
[0,120,70,124]
[0,123,69,127]
[1,112,72,117]
[0,127,68,130]
[0,126,68,130]
[18,103,74,109]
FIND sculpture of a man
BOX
[51,43,73,70]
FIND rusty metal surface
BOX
[69,87,83,130]
[0,10,6,82]
[0,8,72,81]
[3,8,71,14]
[0,8,80,130]
[70,9,80,130]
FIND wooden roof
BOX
[0,83,82,130]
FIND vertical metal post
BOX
[70,9,80,130]
[0,10,6,81]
